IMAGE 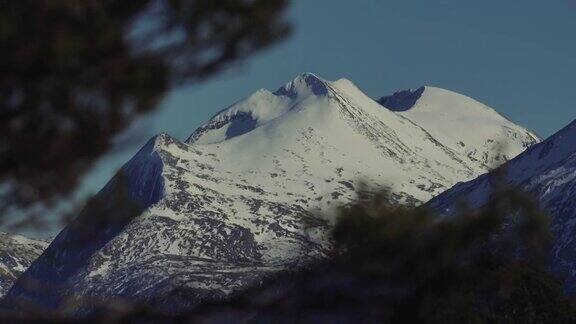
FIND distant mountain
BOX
[428,119,576,294]
[3,73,538,313]
[0,233,47,297]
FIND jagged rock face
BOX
[4,73,539,313]
[428,120,576,294]
[0,233,47,297]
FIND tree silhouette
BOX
[174,189,575,323]
[0,0,290,222]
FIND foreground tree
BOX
[1,183,573,321]
[176,188,575,323]
[0,0,290,222]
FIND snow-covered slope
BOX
[428,120,576,294]
[379,86,539,168]
[0,233,47,297]
[3,73,538,313]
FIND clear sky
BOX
[27,1,576,237]
[151,0,576,140]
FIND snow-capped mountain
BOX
[0,233,47,297]
[3,73,538,312]
[428,119,576,294]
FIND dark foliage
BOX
[168,189,574,323]
[0,186,574,322]
[3,187,568,322]
[0,0,290,221]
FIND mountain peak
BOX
[188,72,336,145]
[292,72,325,84]
[135,133,180,155]
[274,72,330,98]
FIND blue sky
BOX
[26,1,576,237]
[152,0,576,140]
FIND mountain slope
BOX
[3,73,538,313]
[428,120,576,294]
[379,86,539,168]
[0,233,47,297]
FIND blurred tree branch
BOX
[0,0,291,223]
